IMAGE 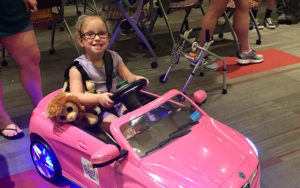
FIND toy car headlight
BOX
[246,137,258,156]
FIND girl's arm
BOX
[69,68,114,108]
[118,61,149,85]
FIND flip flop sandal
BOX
[0,125,24,140]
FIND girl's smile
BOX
[78,17,109,56]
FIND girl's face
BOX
[78,17,109,56]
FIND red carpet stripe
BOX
[217,48,300,79]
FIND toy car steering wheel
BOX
[111,79,147,112]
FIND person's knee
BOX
[234,0,250,12]
[207,5,227,18]
[213,10,226,18]
[29,49,41,66]
[102,114,118,125]
[19,49,40,70]
[202,10,223,23]
[101,114,118,132]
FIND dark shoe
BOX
[278,13,298,24]
[285,14,298,24]
[277,13,287,24]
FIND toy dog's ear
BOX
[46,92,67,120]
[47,101,58,118]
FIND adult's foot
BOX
[0,123,24,140]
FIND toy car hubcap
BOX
[31,143,55,178]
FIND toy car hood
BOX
[109,89,258,187]
[139,117,258,187]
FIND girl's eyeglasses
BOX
[81,32,109,39]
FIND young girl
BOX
[69,15,149,133]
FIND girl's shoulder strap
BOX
[63,61,91,92]
[64,61,91,81]
[103,50,113,92]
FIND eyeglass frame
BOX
[80,31,110,39]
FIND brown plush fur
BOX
[47,92,99,127]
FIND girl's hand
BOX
[135,76,149,89]
[23,0,38,12]
[98,92,114,108]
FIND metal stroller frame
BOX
[160,29,227,94]
[108,0,158,68]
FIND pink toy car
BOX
[29,79,260,187]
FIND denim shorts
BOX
[20,21,34,33]
[0,21,33,37]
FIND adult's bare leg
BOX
[255,0,262,7]
[0,30,42,106]
[198,0,229,46]
[267,0,276,10]
[0,30,42,137]
[0,79,22,137]
[233,0,251,52]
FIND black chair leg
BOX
[49,21,57,55]
[1,48,8,66]
[180,8,192,34]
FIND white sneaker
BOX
[191,56,219,71]
[237,49,264,64]
[264,18,276,29]
[203,63,219,71]
[250,19,264,30]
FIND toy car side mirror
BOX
[193,90,207,106]
[91,145,128,168]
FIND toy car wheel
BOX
[30,139,62,182]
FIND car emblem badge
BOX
[238,172,246,179]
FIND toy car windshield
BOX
[120,94,202,157]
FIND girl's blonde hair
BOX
[74,14,109,39]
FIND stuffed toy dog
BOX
[47,92,100,128]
